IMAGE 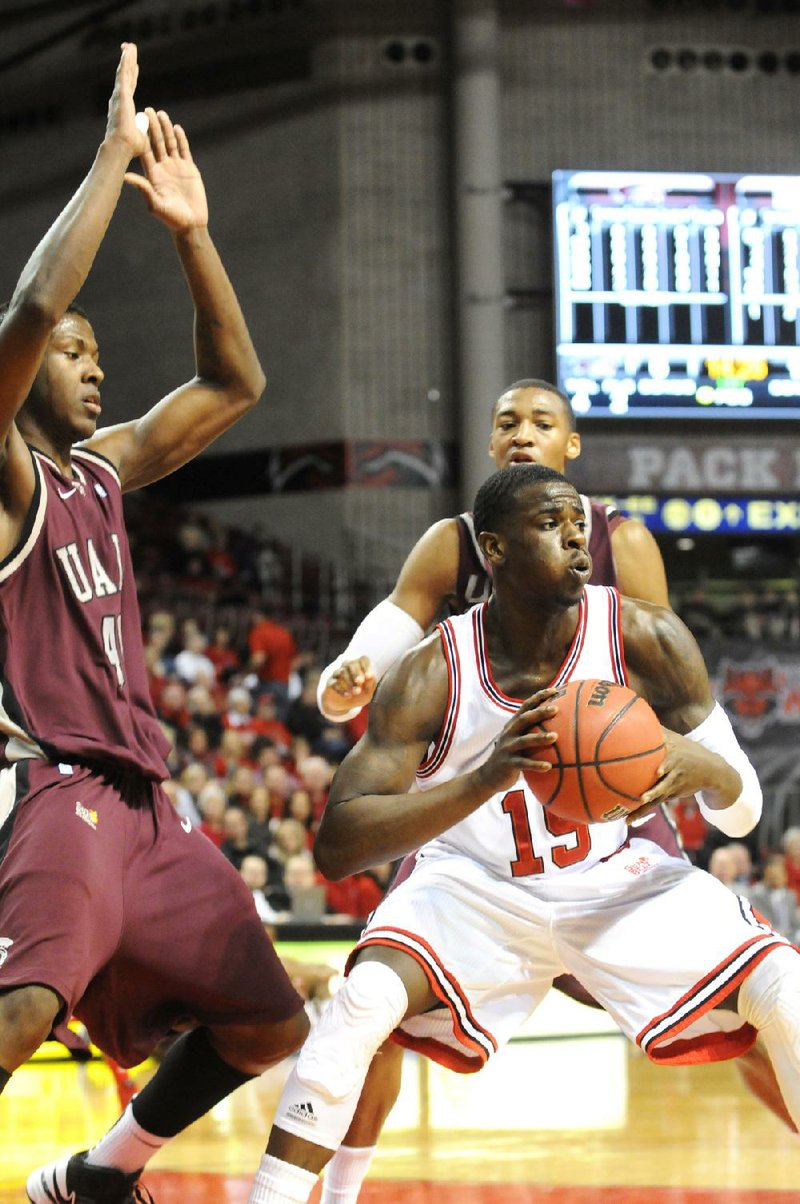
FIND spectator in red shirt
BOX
[247,606,298,717]
[250,691,293,755]
[670,797,708,865]
[206,623,241,684]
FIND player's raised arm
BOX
[87,109,265,492]
[317,517,461,721]
[0,44,145,467]
[315,636,560,879]
[621,597,761,836]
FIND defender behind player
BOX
[313,382,792,1204]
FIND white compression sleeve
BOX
[317,599,425,722]
[684,702,762,837]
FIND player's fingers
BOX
[505,731,557,758]
[520,687,561,710]
[516,756,555,773]
[173,124,193,162]
[117,42,138,91]
[123,172,155,205]
[157,110,178,155]
[640,771,678,806]
[146,106,166,159]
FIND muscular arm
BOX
[611,518,669,606]
[622,597,760,830]
[0,46,145,512]
[86,113,265,492]
[315,635,559,879]
[388,517,462,628]
[317,518,461,720]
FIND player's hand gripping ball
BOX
[525,678,665,824]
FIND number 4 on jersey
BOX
[102,614,126,687]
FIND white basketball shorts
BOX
[351,837,790,1073]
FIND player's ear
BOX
[565,432,581,462]
[479,530,505,566]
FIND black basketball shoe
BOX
[26,1150,153,1203]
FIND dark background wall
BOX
[1,0,799,588]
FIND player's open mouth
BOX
[570,556,591,575]
[509,452,536,463]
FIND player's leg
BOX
[249,947,433,1204]
[28,781,309,1202]
[317,848,417,1202]
[737,945,800,1131]
[0,984,61,1089]
[0,763,128,1103]
[320,1039,404,1204]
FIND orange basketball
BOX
[525,678,665,824]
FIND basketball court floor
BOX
[1,981,797,1203]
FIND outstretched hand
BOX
[106,42,148,158]
[322,657,378,716]
[124,108,208,233]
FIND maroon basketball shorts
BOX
[0,760,304,1066]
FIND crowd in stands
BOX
[706,831,800,946]
[675,583,800,645]
[147,600,398,927]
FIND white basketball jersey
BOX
[415,584,631,879]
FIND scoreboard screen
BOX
[553,169,800,419]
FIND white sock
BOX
[739,946,800,1131]
[248,1153,319,1204]
[85,1101,169,1173]
[320,1145,377,1204]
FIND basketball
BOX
[526,678,665,824]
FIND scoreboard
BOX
[553,170,800,418]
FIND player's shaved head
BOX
[473,463,575,538]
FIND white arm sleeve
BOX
[316,598,425,723]
[685,702,763,837]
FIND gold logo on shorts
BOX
[75,801,98,830]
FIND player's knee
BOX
[739,946,800,1032]
[297,963,409,1104]
[211,1008,310,1075]
[0,984,61,1068]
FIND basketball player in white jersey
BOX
[246,463,800,1204]
[313,383,789,1204]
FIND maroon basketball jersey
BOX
[0,447,169,779]
[452,496,624,612]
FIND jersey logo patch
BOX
[625,855,655,877]
[75,801,98,830]
[94,483,108,498]
[180,816,192,833]
[0,937,13,967]
[57,486,77,500]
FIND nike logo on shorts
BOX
[180,817,192,833]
